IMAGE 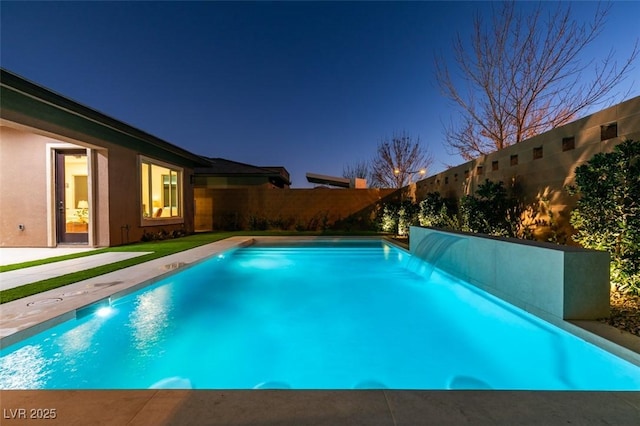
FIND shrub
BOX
[568,139,640,294]
[140,228,187,242]
[379,203,399,233]
[459,180,521,237]
[418,192,458,229]
[248,214,269,231]
[270,216,296,231]
[378,200,419,235]
[397,200,420,236]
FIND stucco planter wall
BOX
[409,226,610,320]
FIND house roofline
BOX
[196,157,291,185]
[0,68,210,167]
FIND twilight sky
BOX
[2,1,638,187]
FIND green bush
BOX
[397,200,420,236]
[568,139,640,294]
[418,192,458,229]
[378,200,419,235]
[459,180,522,237]
[380,179,561,243]
[379,203,398,233]
[248,214,269,231]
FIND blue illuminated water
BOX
[1,240,639,390]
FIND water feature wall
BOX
[409,226,610,320]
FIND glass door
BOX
[55,150,89,244]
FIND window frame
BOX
[139,155,184,226]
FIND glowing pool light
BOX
[95,306,114,318]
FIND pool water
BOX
[1,240,639,390]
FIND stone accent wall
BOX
[195,187,397,231]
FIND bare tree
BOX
[342,160,370,181]
[436,1,638,160]
[370,132,433,188]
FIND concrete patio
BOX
[0,247,98,266]
[2,389,640,425]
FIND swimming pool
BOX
[1,239,639,390]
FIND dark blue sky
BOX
[2,1,638,187]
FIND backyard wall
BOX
[411,96,640,239]
[409,226,610,320]
[194,187,397,231]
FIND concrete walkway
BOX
[0,247,98,266]
[0,252,152,291]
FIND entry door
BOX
[55,150,89,244]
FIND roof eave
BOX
[0,68,210,167]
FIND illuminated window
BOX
[140,158,182,219]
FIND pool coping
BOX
[1,235,639,368]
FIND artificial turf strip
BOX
[0,231,386,304]
[0,232,238,273]
[0,232,237,304]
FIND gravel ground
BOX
[599,292,640,337]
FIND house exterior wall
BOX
[0,126,50,246]
[105,144,195,245]
[0,69,207,248]
[414,96,640,238]
[195,187,397,231]
[0,123,196,247]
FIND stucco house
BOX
[0,69,211,247]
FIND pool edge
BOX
[1,235,639,378]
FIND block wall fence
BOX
[194,187,397,231]
[195,96,639,235]
[414,96,640,238]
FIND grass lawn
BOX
[0,231,384,304]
